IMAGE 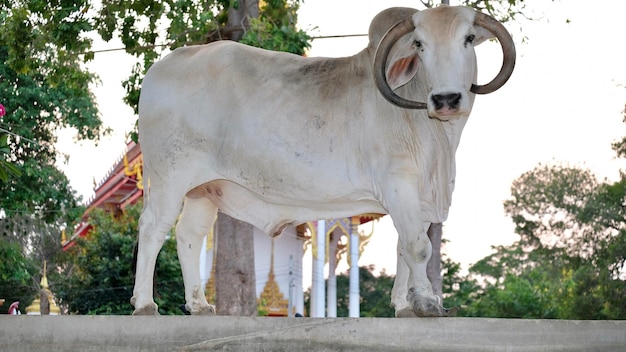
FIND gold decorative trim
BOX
[123,153,143,190]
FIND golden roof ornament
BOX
[123,153,144,190]
[257,239,289,316]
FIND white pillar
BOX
[288,255,294,317]
[349,220,360,317]
[295,236,305,317]
[327,229,338,317]
[311,220,326,317]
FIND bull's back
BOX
[137,41,383,206]
[140,41,300,108]
[138,43,293,166]
[138,42,310,138]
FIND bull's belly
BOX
[187,179,385,236]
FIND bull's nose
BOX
[431,93,462,111]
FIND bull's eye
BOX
[465,34,476,46]
[413,40,423,50]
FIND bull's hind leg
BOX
[131,192,182,315]
[175,195,217,315]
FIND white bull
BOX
[131,5,515,317]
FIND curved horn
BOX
[373,16,427,109]
[470,12,516,94]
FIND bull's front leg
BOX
[390,222,432,317]
[395,221,447,317]
[385,185,449,317]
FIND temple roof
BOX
[64,141,143,250]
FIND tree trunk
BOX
[214,213,257,316]
[427,223,443,299]
[40,289,50,315]
[227,0,259,41]
[212,0,260,317]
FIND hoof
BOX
[395,307,418,318]
[408,289,457,317]
[185,303,216,316]
[132,302,159,315]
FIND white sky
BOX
[57,0,626,276]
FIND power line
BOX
[89,33,368,55]
[0,127,40,146]
[313,34,367,40]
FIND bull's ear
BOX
[385,48,419,90]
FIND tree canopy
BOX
[54,202,185,315]
[304,265,396,317]
[1,0,107,248]
[445,112,626,319]
[93,0,310,125]
[1,2,108,312]
[0,0,107,315]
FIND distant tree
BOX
[441,254,480,311]
[0,211,72,313]
[352,265,396,317]
[445,104,626,319]
[0,238,38,314]
[303,265,395,317]
[0,132,21,182]
[94,0,310,121]
[1,1,107,222]
[453,242,564,318]
[55,203,184,315]
[425,0,532,23]
[447,160,626,318]
[239,0,310,54]
[505,164,601,256]
[1,4,108,307]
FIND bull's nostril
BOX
[431,93,462,110]
[448,93,461,108]
[431,94,445,110]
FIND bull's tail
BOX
[132,242,159,299]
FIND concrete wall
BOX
[1,316,624,352]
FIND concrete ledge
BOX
[1,316,624,352]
